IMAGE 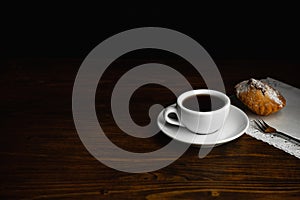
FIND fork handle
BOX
[276,132,300,144]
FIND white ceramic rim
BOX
[177,89,230,114]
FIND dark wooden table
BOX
[1,58,300,199]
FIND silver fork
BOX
[254,119,300,144]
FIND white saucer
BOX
[157,105,249,146]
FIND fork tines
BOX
[254,119,267,132]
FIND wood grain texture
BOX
[1,58,300,199]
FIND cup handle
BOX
[164,105,184,127]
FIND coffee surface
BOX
[182,94,225,112]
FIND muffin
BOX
[235,78,286,115]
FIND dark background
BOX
[1,3,299,60]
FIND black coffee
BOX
[182,94,225,112]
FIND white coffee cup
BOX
[164,89,230,134]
